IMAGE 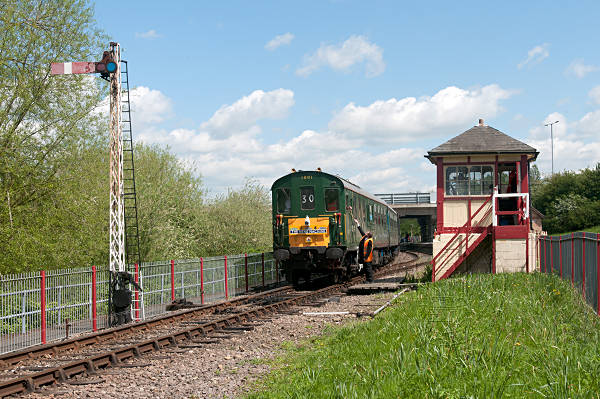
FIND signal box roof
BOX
[426,121,538,164]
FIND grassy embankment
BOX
[247,273,600,398]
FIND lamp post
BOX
[544,120,559,175]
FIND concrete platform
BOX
[348,276,419,295]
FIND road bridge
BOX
[376,193,437,242]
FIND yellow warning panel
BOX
[288,217,330,247]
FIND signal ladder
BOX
[121,60,145,322]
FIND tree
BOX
[531,163,600,234]
[0,0,107,262]
[196,180,272,256]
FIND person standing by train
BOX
[354,218,374,282]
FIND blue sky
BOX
[94,1,600,195]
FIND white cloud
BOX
[95,86,173,129]
[589,86,600,105]
[296,35,385,78]
[528,112,566,140]
[528,136,600,176]
[135,30,161,39]
[265,33,295,51]
[577,110,600,138]
[527,112,600,176]
[565,59,599,78]
[125,87,450,194]
[199,89,294,137]
[129,86,173,125]
[328,84,514,142]
[517,43,549,69]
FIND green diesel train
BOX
[272,170,400,285]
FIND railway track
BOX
[0,251,427,398]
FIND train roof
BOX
[271,170,396,214]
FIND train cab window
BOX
[325,189,339,211]
[300,186,315,210]
[276,188,291,213]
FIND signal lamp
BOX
[105,60,117,73]
[95,51,118,75]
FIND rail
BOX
[375,193,431,205]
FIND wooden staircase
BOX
[432,194,494,281]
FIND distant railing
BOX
[375,193,431,205]
[0,252,281,355]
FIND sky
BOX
[94,1,600,196]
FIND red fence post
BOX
[559,237,563,278]
[244,253,249,293]
[40,270,46,345]
[582,233,586,300]
[571,233,575,285]
[538,235,542,273]
[170,259,175,301]
[224,256,229,299]
[134,263,140,321]
[550,238,553,274]
[200,257,204,305]
[261,253,265,287]
[597,233,600,315]
[92,266,97,331]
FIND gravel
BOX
[24,254,425,399]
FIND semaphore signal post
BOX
[51,42,140,325]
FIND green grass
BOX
[551,225,600,236]
[246,273,600,398]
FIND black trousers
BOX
[364,262,373,282]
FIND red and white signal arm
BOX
[50,62,97,75]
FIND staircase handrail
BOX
[432,207,493,274]
[432,192,493,265]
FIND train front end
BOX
[272,170,346,284]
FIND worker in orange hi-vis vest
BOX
[354,218,374,282]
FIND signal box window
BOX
[325,189,339,211]
[469,166,494,195]
[446,166,468,195]
[277,188,291,213]
[300,186,315,210]
[446,165,494,196]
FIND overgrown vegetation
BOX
[247,273,600,398]
[531,163,600,234]
[0,0,272,274]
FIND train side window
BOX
[276,188,291,213]
[325,188,339,211]
[300,186,315,210]
[369,204,373,222]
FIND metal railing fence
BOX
[375,193,431,205]
[539,232,600,313]
[0,252,280,355]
